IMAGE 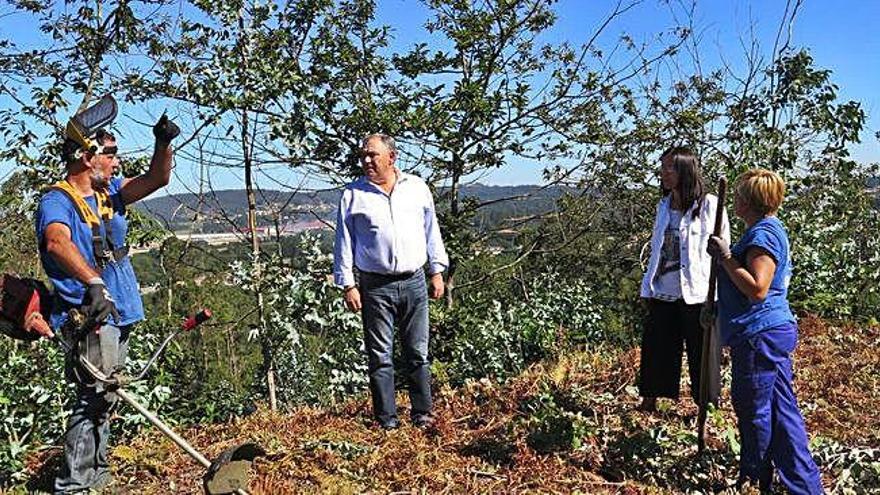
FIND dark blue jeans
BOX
[730,323,823,494]
[55,323,131,494]
[360,271,431,424]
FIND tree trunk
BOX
[445,166,461,309]
[239,9,277,411]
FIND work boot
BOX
[412,414,433,429]
[379,418,400,431]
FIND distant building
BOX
[172,220,332,245]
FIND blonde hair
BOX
[734,168,786,215]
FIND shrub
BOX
[433,272,605,385]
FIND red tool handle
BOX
[182,309,212,331]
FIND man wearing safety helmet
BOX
[35,97,179,493]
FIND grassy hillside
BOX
[18,316,880,493]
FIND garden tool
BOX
[54,308,263,495]
[697,176,727,453]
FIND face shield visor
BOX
[64,94,118,156]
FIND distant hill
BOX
[136,184,571,232]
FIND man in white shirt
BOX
[333,133,449,430]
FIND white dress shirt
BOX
[640,194,730,304]
[333,171,449,288]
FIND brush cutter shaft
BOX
[81,361,251,494]
[115,388,211,467]
[107,379,250,494]
[55,333,208,465]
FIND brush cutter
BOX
[52,309,263,495]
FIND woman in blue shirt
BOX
[708,168,823,494]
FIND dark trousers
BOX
[639,298,720,403]
[360,271,432,424]
[55,323,131,494]
[731,324,823,494]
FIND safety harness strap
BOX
[50,181,128,268]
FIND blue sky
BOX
[2,0,878,193]
[377,0,879,186]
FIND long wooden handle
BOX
[705,177,728,307]
[698,177,727,453]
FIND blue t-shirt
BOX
[35,177,145,328]
[718,216,796,347]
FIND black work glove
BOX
[153,113,180,146]
[707,235,731,260]
[83,280,120,325]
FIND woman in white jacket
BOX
[638,146,729,412]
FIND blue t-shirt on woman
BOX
[717,216,796,347]
[35,177,145,329]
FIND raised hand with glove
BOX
[83,277,120,325]
[153,113,180,147]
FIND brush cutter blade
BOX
[203,442,264,495]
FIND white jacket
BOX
[640,194,730,304]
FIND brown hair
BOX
[660,146,706,218]
[734,168,786,215]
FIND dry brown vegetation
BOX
[18,316,879,494]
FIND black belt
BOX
[358,270,418,282]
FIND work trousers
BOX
[639,298,720,404]
[54,323,131,494]
[730,323,823,494]
[360,271,432,424]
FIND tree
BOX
[536,2,879,321]
[132,0,409,408]
[1,0,176,181]
[391,0,686,305]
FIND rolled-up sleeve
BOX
[423,185,449,274]
[721,201,731,244]
[333,189,355,287]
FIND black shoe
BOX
[379,418,400,430]
[412,415,433,429]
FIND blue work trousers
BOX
[54,323,131,494]
[730,323,823,494]
[360,271,432,424]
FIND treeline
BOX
[1,0,879,484]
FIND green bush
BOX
[811,438,880,493]
[0,341,67,483]
[433,272,605,385]
[784,162,880,320]
[230,234,366,407]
